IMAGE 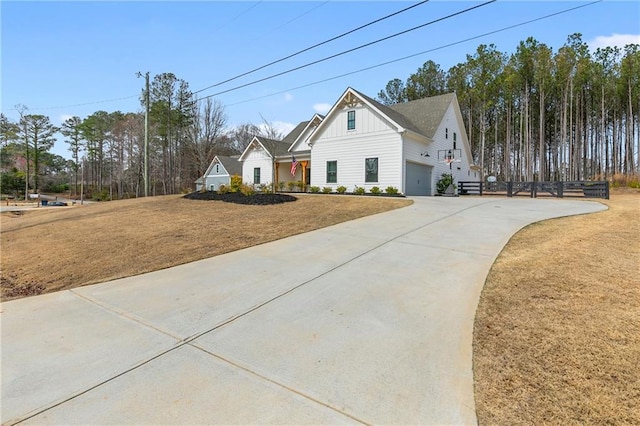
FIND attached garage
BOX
[405,161,433,196]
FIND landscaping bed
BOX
[183,191,297,205]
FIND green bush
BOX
[230,175,242,192]
[353,186,365,195]
[322,186,333,194]
[92,189,110,201]
[336,185,347,194]
[370,186,381,195]
[218,184,229,194]
[278,181,285,191]
[385,186,399,195]
[436,173,455,194]
[296,180,305,192]
[286,181,296,191]
[310,186,320,193]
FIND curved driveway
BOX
[1,196,606,425]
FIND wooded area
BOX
[378,34,639,183]
[1,33,638,200]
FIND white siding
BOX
[242,148,273,186]
[311,109,403,192]
[289,125,318,153]
[429,103,479,187]
[402,103,479,195]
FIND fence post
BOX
[507,181,513,197]
[557,181,563,198]
[479,181,483,196]
[605,181,610,200]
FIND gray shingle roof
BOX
[217,155,242,176]
[257,137,291,157]
[354,89,455,139]
[282,121,309,146]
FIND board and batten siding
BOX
[242,148,273,185]
[311,105,402,191]
[403,102,479,195]
[429,102,479,185]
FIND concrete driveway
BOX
[1,197,606,425]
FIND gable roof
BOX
[288,114,324,152]
[216,155,242,176]
[308,87,456,144]
[239,136,291,161]
[387,93,456,139]
[282,121,308,146]
[354,89,455,139]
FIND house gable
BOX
[288,114,323,153]
[308,88,411,147]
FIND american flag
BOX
[290,155,298,176]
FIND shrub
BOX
[278,181,285,191]
[336,185,347,194]
[258,183,272,194]
[230,175,242,192]
[353,186,365,195]
[218,184,230,194]
[296,180,305,192]
[92,189,110,201]
[385,186,399,195]
[322,186,333,194]
[370,186,381,195]
[437,173,455,194]
[286,181,296,191]
[310,186,320,193]
[240,183,255,196]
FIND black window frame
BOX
[365,157,378,183]
[253,167,261,184]
[347,110,356,130]
[326,161,337,183]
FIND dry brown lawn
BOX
[474,188,640,425]
[0,194,412,301]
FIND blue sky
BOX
[2,0,639,159]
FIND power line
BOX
[196,0,496,101]
[4,95,139,112]
[225,0,602,108]
[193,0,431,94]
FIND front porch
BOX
[274,155,311,191]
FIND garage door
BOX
[405,162,433,196]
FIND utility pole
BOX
[137,71,150,197]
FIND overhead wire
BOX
[192,0,431,94]
[224,0,602,108]
[194,0,496,101]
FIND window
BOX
[445,128,448,139]
[253,167,261,184]
[365,157,378,183]
[347,110,356,130]
[326,161,337,183]
[453,132,457,150]
[215,164,220,173]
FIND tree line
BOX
[378,33,639,182]
[1,72,283,200]
[2,33,638,200]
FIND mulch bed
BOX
[183,191,297,205]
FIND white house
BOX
[240,87,479,195]
[238,116,321,188]
[195,155,242,191]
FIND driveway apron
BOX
[1,197,606,425]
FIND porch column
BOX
[275,162,279,191]
[301,161,308,187]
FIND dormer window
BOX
[215,164,220,173]
[347,110,356,130]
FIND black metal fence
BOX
[457,181,609,200]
